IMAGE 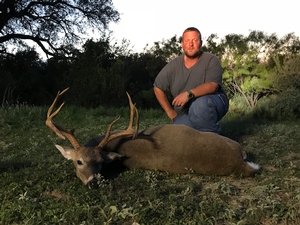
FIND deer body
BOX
[46,88,260,188]
[86,124,258,177]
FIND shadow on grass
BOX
[220,115,270,141]
[0,160,34,173]
[100,160,128,179]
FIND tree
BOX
[0,48,48,105]
[0,0,119,57]
[219,32,277,109]
[202,33,224,59]
[145,35,182,62]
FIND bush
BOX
[253,88,300,120]
[226,94,252,118]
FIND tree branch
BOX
[0,0,120,57]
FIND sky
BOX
[109,0,299,53]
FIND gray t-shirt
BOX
[154,52,226,115]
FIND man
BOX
[153,27,228,134]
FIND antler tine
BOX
[45,87,81,149]
[126,92,139,139]
[97,92,139,149]
[46,88,69,119]
[46,88,69,139]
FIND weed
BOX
[1,105,300,224]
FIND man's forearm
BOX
[154,87,177,120]
[154,87,172,112]
[190,82,219,97]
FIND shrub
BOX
[226,94,252,118]
[253,88,300,120]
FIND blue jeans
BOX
[173,93,229,134]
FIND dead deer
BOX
[46,88,260,188]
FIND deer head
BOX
[46,88,139,188]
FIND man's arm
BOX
[190,82,219,97]
[172,82,219,107]
[153,87,177,121]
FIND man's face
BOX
[181,31,202,58]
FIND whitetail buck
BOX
[46,88,260,188]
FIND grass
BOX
[1,104,300,224]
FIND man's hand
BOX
[172,92,189,107]
[166,109,178,121]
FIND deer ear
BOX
[55,144,76,160]
[101,151,125,163]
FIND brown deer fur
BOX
[85,124,260,177]
[47,89,260,188]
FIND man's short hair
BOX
[180,27,202,42]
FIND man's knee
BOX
[187,95,223,133]
[188,95,212,116]
[189,94,228,119]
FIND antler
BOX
[46,87,81,149]
[97,92,139,149]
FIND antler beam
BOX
[45,87,81,149]
[97,92,139,148]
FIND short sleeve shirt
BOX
[154,52,224,97]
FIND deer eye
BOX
[77,160,83,165]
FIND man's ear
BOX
[101,151,125,163]
[55,144,76,160]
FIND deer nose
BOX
[87,178,99,189]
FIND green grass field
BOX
[1,105,300,225]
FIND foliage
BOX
[145,35,182,62]
[205,31,300,111]
[226,94,252,118]
[259,49,300,120]
[1,30,300,112]
[0,38,167,107]
[253,88,300,120]
[219,32,278,109]
[1,105,300,224]
[0,0,119,56]
[272,54,300,91]
[0,49,47,106]
[60,40,167,107]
